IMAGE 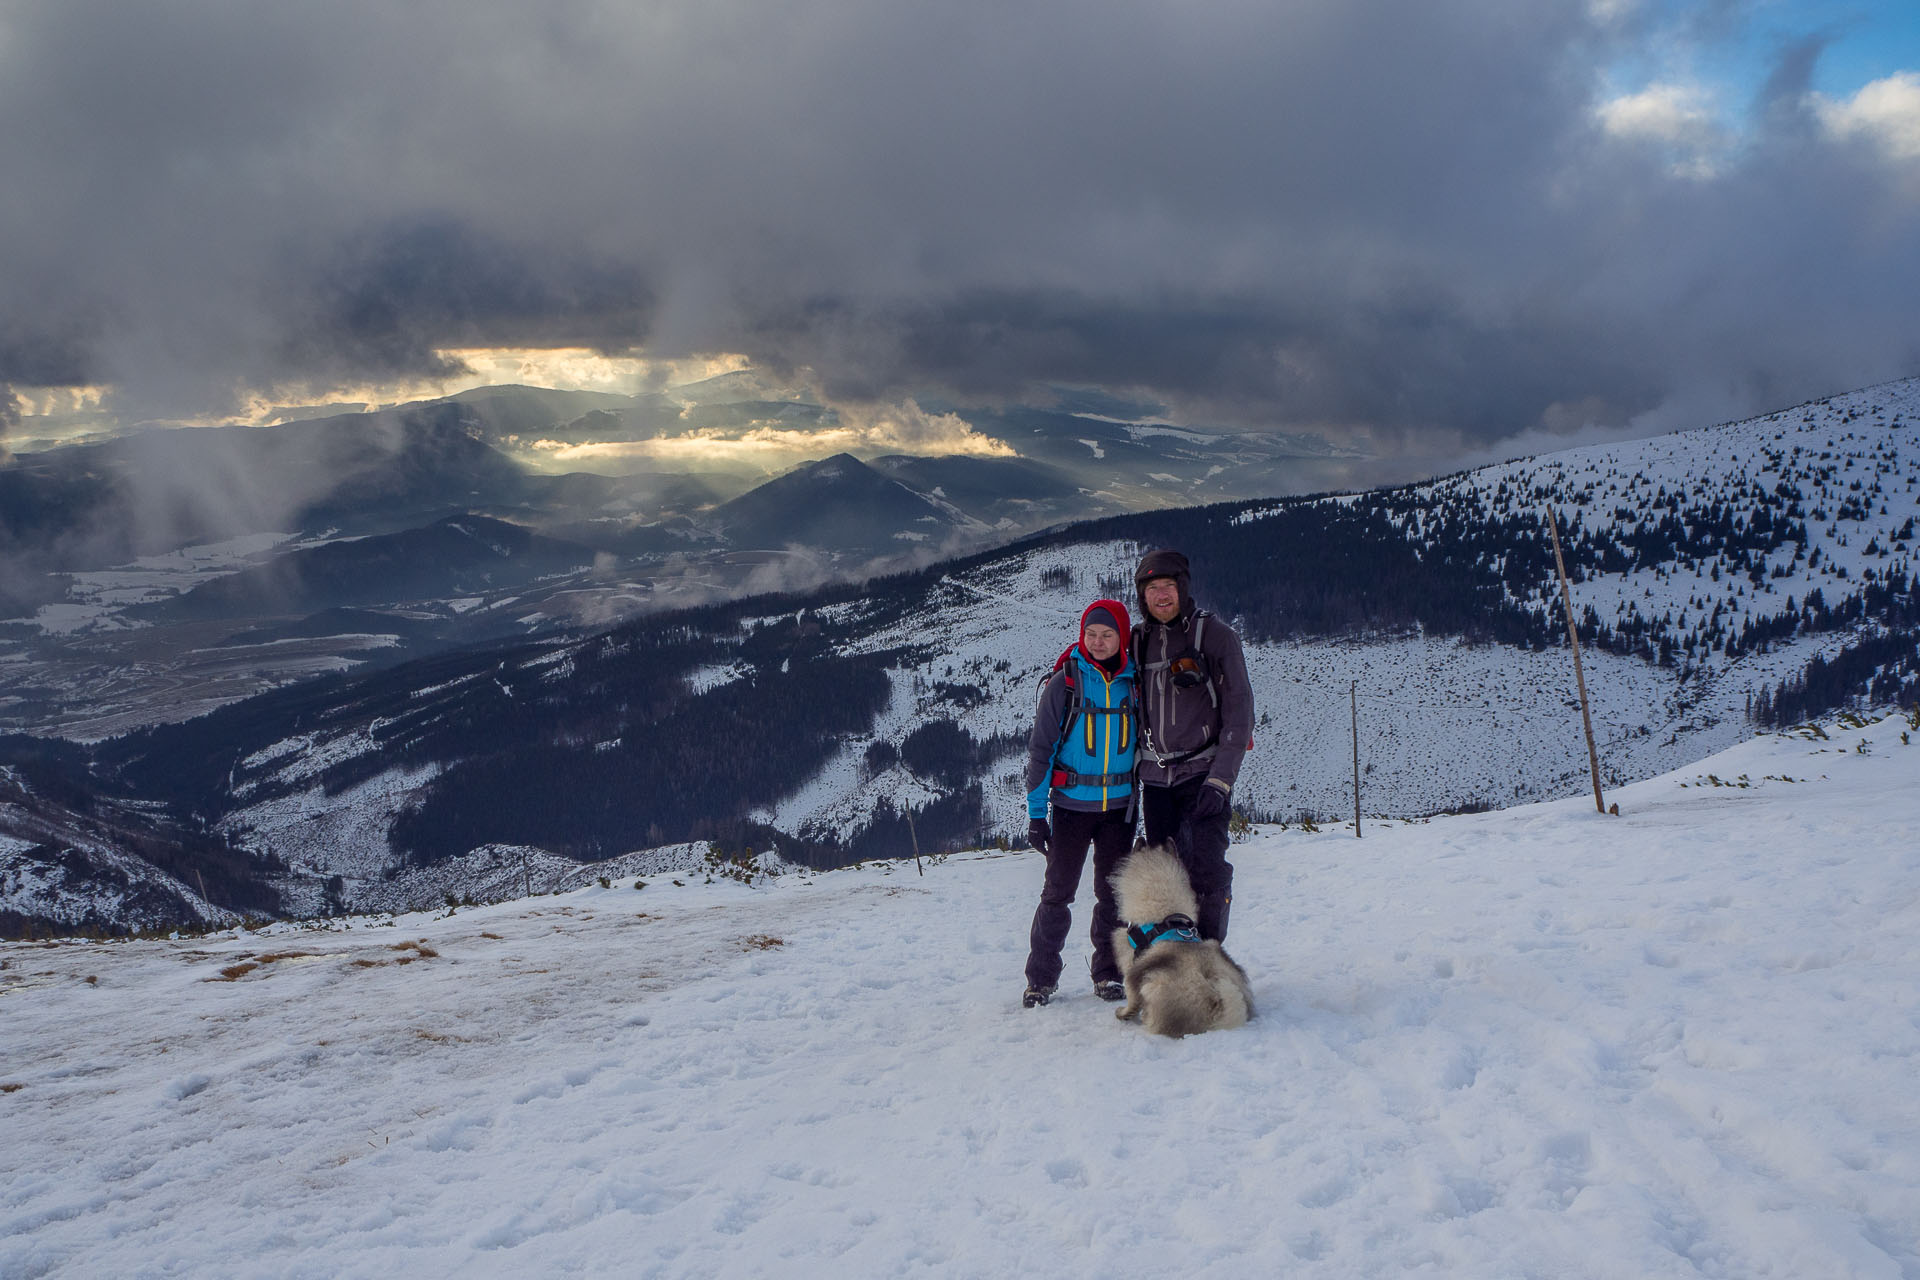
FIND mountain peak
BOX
[799,452,868,481]
[706,452,968,555]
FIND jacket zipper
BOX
[1099,666,1113,806]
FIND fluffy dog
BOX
[1108,844,1253,1037]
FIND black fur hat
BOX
[1134,549,1193,621]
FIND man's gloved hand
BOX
[1191,780,1230,822]
[1028,819,1051,854]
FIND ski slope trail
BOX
[4,715,1918,1277]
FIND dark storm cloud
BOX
[762,287,1669,444]
[0,0,1915,447]
[286,220,656,383]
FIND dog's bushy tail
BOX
[1111,844,1199,924]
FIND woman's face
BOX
[1083,622,1121,661]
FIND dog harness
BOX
[1125,913,1201,952]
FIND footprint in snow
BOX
[1046,1158,1088,1187]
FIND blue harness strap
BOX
[1125,914,1201,951]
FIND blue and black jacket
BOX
[1024,644,1140,820]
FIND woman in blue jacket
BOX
[1020,598,1139,1007]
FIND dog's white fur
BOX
[1108,844,1252,1037]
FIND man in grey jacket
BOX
[1131,549,1254,943]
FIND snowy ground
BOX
[4,713,1918,1278]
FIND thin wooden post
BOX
[1545,505,1608,814]
[1350,680,1362,838]
[906,808,923,876]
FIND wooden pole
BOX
[906,808,923,876]
[1545,505,1608,814]
[1350,680,1362,838]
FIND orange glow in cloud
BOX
[212,348,755,426]
[527,411,1015,469]
[12,352,1015,470]
[430,348,752,397]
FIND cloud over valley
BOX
[1,0,1917,455]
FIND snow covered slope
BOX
[3,712,1916,1277]
[769,376,1920,841]
[14,378,1920,932]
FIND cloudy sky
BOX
[2,0,1918,462]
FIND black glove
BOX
[1027,819,1051,854]
[1191,781,1229,822]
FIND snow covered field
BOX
[26,533,299,637]
[4,713,1918,1278]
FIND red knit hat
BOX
[1050,597,1134,675]
[1075,597,1132,670]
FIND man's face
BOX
[1142,577,1180,622]
[1082,622,1121,661]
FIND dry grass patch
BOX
[1,1082,24,1093]
[347,940,439,969]
[204,949,322,981]
[741,934,785,951]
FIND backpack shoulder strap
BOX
[1050,657,1084,734]
[1038,659,1092,788]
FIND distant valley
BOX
[0,379,1367,739]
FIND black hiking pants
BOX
[1024,804,1132,990]
[1142,775,1234,942]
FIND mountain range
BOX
[0,379,1373,743]
[147,514,604,621]
[3,376,1918,936]
[2,378,1361,577]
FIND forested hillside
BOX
[8,378,1919,935]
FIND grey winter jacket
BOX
[1132,610,1254,789]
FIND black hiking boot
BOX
[1093,980,1125,1003]
[1022,984,1056,1008]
